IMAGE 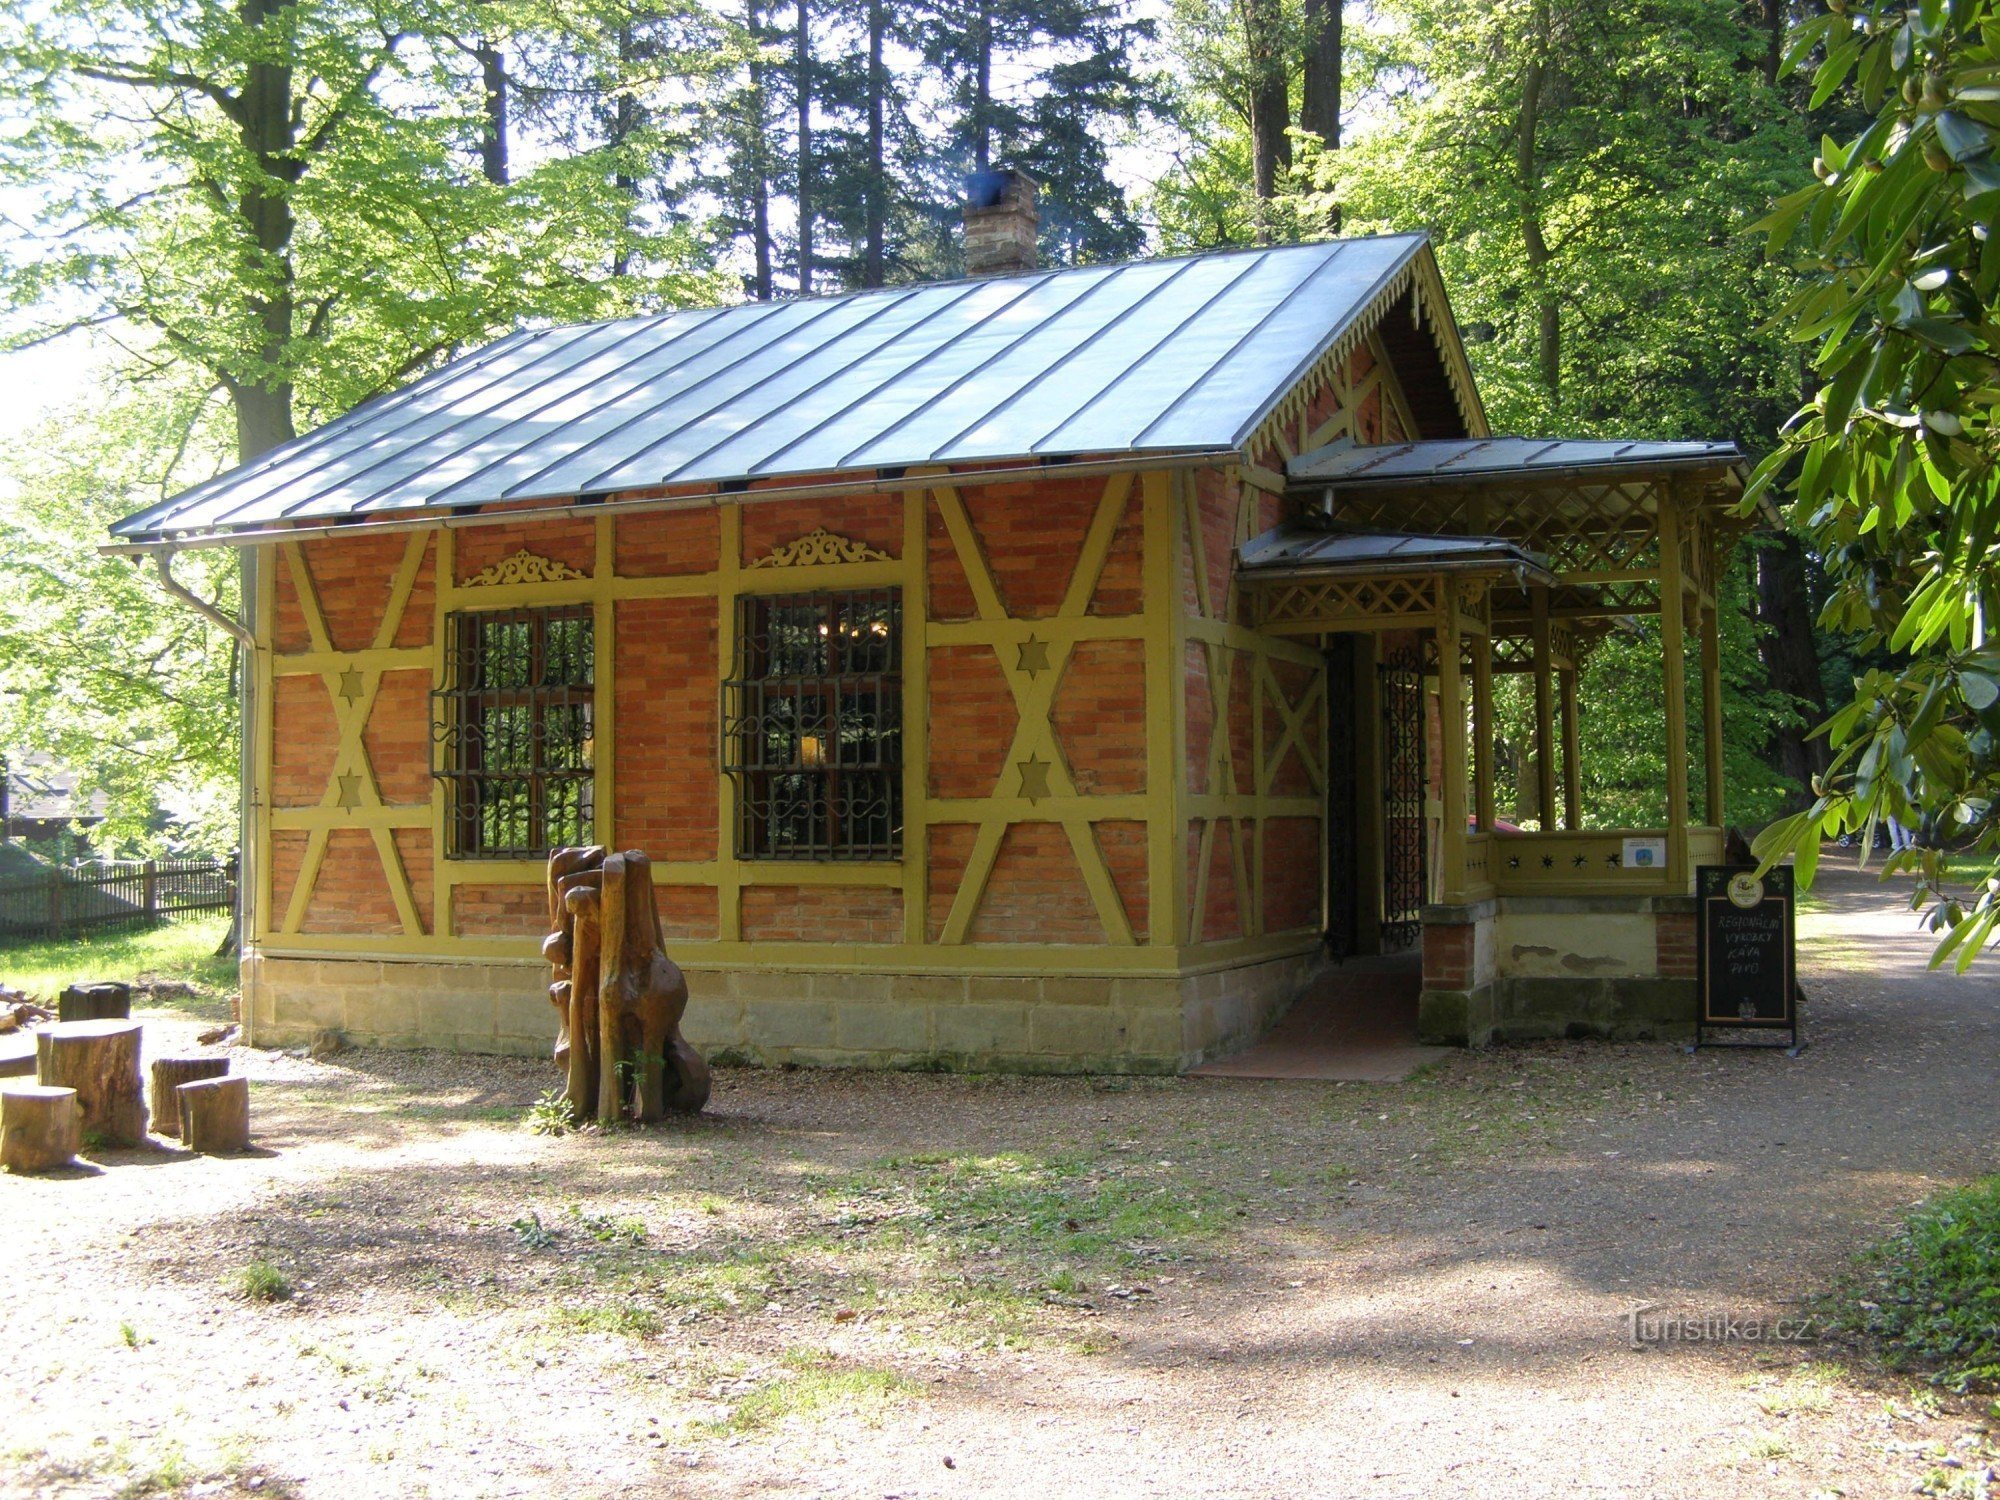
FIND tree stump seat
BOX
[36,1020,146,1146]
[150,1057,230,1138]
[0,1084,80,1172]
[178,1075,249,1154]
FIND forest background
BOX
[0,0,1854,855]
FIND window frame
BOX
[722,588,903,862]
[433,604,596,860]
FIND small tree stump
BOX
[0,1084,80,1172]
[150,1057,230,1138]
[35,1020,147,1146]
[57,982,131,1023]
[178,1075,249,1154]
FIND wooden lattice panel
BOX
[1253,573,1441,631]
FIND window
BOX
[435,606,595,858]
[723,589,901,859]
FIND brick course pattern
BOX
[613,597,717,861]
[454,517,595,584]
[1050,640,1146,795]
[270,677,339,807]
[968,822,1105,944]
[1261,817,1322,934]
[615,508,718,576]
[451,884,547,937]
[301,830,401,934]
[741,886,902,943]
[742,493,901,564]
[1656,912,1697,980]
[927,646,1015,798]
[1424,921,1475,990]
[361,670,434,805]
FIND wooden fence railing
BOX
[0,855,237,942]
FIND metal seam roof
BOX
[1286,436,1744,487]
[111,233,1434,544]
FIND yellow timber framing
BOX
[247,467,1328,976]
[1176,466,1328,949]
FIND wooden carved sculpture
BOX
[542,847,710,1124]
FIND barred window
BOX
[434,606,595,858]
[723,589,901,860]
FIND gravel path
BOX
[3,861,1995,1499]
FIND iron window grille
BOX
[722,589,902,860]
[433,605,595,859]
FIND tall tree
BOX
[795,0,815,293]
[913,0,1161,266]
[0,0,714,462]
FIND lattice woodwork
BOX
[1254,574,1441,631]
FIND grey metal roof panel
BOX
[1288,436,1743,487]
[1238,525,1555,582]
[113,233,1432,543]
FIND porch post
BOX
[1470,627,1495,835]
[1435,585,1468,901]
[1658,485,1692,883]
[1559,665,1581,830]
[1530,588,1557,829]
[1700,597,1725,827]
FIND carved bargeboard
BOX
[541,847,711,1123]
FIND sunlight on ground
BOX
[0,915,234,1009]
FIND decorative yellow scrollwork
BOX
[462,548,588,587]
[749,527,891,568]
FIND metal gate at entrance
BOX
[1378,645,1427,951]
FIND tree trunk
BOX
[1300,0,1341,148]
[151,1056,231,1139]
[1755,532,1833,803]
[0,1085,80,1173]
[36,1020,147,1146]
[1517,1,1559,400]
[612,24,641,278]
[972,0,993,172]
[1301,0,1341,230]
[234,0,301,463]
[477,39,509,185]
[795,0,813,294]
[746,0,774,300]
[864,0,886,288]
[1242,0,1292,240]
[179,1075,250,1154]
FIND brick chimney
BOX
[963,168,1039,278]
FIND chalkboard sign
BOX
[1695,865,1798,1050]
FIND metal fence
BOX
[0,855,237,942]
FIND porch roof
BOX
[1287,437,1743,490]
[1237,525,1557,587]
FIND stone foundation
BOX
[1417,895,1698,1046]
[241,943,1326,1075]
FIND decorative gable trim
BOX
[749,527,892,569]
[461,548,588,587]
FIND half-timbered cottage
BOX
[111,175,1750,1070]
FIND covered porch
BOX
[1239,438,1748,1045]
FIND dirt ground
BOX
[4,862,1998,1500]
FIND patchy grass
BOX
[0,915,234,1014]
[1832,1175,2000,1391]
[697,1350,917,1436]
[236,1258,294,1303]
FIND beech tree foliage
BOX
[1748,0,2000,964]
